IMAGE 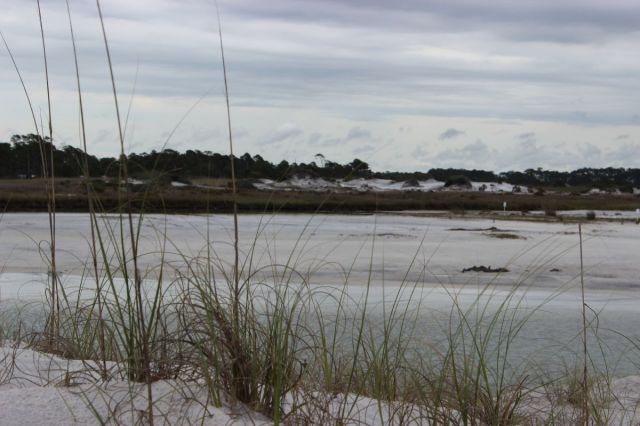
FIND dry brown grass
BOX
[1,180,638,214]
[189,177,231,188]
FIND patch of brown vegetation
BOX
[1,178,639,214]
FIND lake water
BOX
[1,212,639,376]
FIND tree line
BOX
[2,134,640,190]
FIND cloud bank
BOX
[0,0,639,171]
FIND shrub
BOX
[402,178,420,188]
[233,178,258,190]
[90,179,107,193]
[444,175,471,188]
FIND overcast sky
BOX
[1,0,639,172]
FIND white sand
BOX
[0,345,271,425]
[1,344,639,425]
[253,177,527,193]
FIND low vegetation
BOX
[1,177,639,214]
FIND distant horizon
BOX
[2,1,639,172]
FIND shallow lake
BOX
[1,212,639,376]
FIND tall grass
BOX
[64,0,108,378]
[579,223,590,425]
[1,2,60,349]
[36,0,59,344]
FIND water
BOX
[0,212,639,378]
[1,270,638,377]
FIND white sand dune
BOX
[253,177,527,193]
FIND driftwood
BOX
[461,265,509,273]
[449,226,512,232]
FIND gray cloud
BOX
[308,132,322,145]
[2,0,640,170]
[438,128,465,140]
[308,126,375,146]
[412,145,428,158]
[577,142,602,160]
[346,126,372,140]
[308,132,341,147]
[352,144,375,156]
[3,0,639,127]
[230,0,640,41]
[262,123,303,145]
[602,142,640,165]
[432,140,494,168]
[517,132,536,144]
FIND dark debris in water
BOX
[461,265,509,273]
[449,226,513,232]
[345,232,417,239]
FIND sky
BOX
[1,0,640,172]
